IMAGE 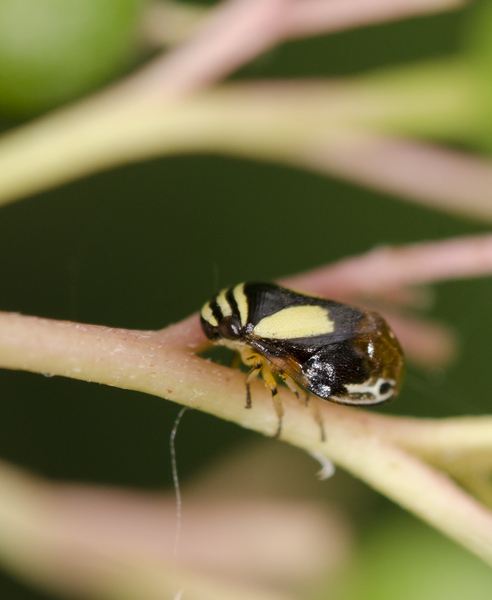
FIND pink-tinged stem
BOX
[282,234,492,298]
[125,0,468,101]
[124,0,294,100]
[283,0,467,38]
[302,136,492,222]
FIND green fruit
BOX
[0,0,145,117]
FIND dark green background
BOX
[1,4,491,598]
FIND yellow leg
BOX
[243,351,263,409]
[236,351,325,442]
[279,372,300,400]
[261,361,283,438]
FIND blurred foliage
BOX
[0,0,147,117]
[466,0,492,149]
[325,514,492,600]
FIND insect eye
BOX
[218,315,242,340]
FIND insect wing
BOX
[246,334,359,399]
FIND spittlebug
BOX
[200,282,404,438]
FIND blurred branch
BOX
[281,0,469,37]
[282,233,492,297]
[0,0,484,221]
[2,238,492,565]
[143,0,469,48]
[281,233,492,367]
[300,134,492,221]
[0,462,295,600]
[0,60,475,208]
[0,443,351,599]
[139,0,469,92]
[142,2,208,48]
[127,0,293,99]
[360,413,492,508]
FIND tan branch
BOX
[2,308,492,564]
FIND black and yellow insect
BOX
[200,282,404,437]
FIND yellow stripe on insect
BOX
[253,305,334,339]
[200,303,218,326]
[216,288,232,317]
[233,283,249,326]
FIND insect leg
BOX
[278,371,309,406]
[244,352,263,409]
[261,361,283,438]
[280,373,325,442]
[279,372,300,400]
[312,401,326,442]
